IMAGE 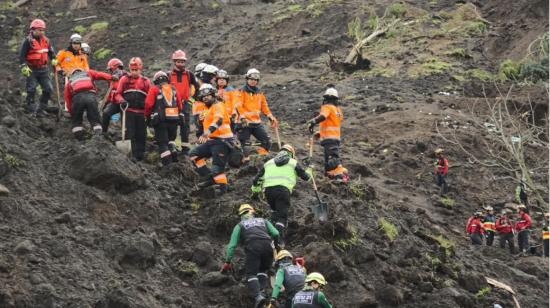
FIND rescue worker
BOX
[515,179,528,205]
[55,33,89,76]
[170,50,200,155]
[307,87,348,183]
[482,206,497,246]
[270,250,306,308]
[189,84,233,194]
[221,204,280,308]
[145,71,183,166]
[199,64,218,85]
[291,272,333,308]
[466,211,485,245]
[543,212,549,257]
[496,209,515,254]
[64,68,112,139]
[215,69,238,131]
[194,62,207,80]
[81,43,91,56]
[101,58,127,133]
[434,148,449,195]
[251,144,312,247]
[115,57,151,161]
[515,204,532,255]
[19,19,57,115]
[236,68,278,157]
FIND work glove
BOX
[305,167,314,179]
[307,120,315,134]
[51,59,59,67]
[220,262,232,273]
[295,257,305,267]
[21,65,32,77]
[198,133,209,144]
[251,184,262,194]
[268,115,278,128]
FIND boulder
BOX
[66,139,145,193]
[375,285,404,306]
[191,241,213,267]
[457,272,486,293]
[14,239,35,255]
[200,271,231,287]
[105,233,156,270]
[303,242,346,282]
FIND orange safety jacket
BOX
[55,48,89,75]
[202,102,233,139]
[236,86,272,124]
[218,86,238,118]
[319,104,343,141]
[25,36,51,68]
[543,226,549,240]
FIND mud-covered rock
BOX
[192,241,213,267]
[105,233,156,270]
[1,116,16,128]
[32,283,57,308]
[375,285,404,306]
[303,242,346,282]
[457,272,486,293]
[0,184,9,196]
[14,239,35,255]
[66,139,145,193]
[200,271,231,287]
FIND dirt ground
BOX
[0,0,548,307]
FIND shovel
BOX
[54,70,62,122]
[274,125,282,150]
[115,105,132,155]
[99,84,113,111]
[311,170,329,223]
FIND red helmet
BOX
[107,58,123,71]
[172,50,187,61]
[153,71,169,85]
[129,57,143,70]
[30,19,46,30]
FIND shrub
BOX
[378,218,398,241]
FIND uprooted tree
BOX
[436,84,549,209]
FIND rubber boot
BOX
[257,272,268,292]
[247,277,262,299]
[254,294,267,308]
[169,142,178,162]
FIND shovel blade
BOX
[115,140,132,156]
[312,202,329,222]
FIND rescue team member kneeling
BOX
[221,204,280,308]
[292,272,333,308]
[251,144,312,247]
[145,71,184,166]
[189,84,234,194]
[115,57,151,161]
[270,250,306,308]
[64,68,112,140]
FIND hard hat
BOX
[276,250,293,261]
[129,57,143,70]
[474,211,482,217]
[30,19,46,30]
[202,64,219,74]
[81,43,91,54]
[485,206,493,211]
[194,63,207,74]
[198,83,216,98]
[517,204,526,210]
[172,50,187,61]
[323,87,339,99]
[435,148,444,154]
[281,144,295,158]
[238,204,254,216]
[216,69,229,80]
[70,33,82,43]
[152,71,169,85]
[245,68,260,80]
[107,58,124,71]
[305,272,327,286]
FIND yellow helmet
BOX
[305,272,326,285]
[238,204,254,216]
[276,250,293,261]
[281,144,295,158]
[435,148,444,155]
[517,204,526,210]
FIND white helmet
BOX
[70,33,82,43]
[216,69,229,79]
[245,68,260,80]
[81,43,91,54]
[203,64,219,75]
[198,83,216,97]
[323,87,339,99]
[194,63,207,74]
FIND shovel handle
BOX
[99,84,113,111]
[274,126,282,150]
[54,72,62,122]
[310,169,323,203]
[121,105,127,141]
[308,135,314,161]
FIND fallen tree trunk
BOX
[344,18,400,65]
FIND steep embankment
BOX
[0,0,548,307]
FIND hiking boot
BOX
[254,294,266,308]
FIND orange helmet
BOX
[107,58,123,71]
[172,50,187,61]
[30,19,46,30]
[129,57,143,70]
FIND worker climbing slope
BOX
[291,272,333,308]
[270,250,306,308]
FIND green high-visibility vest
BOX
[262,158,298,192]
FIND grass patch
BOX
[432,234,455,258]
[387,2,407,18]
[410,57,451,77]
[439,3,488,37]
[3,154,22,168]
[467,68,494,81]
[366,66,397,78]
[475,287,491,300]
[190,202,201,211]
[378,218,398,241]
[94,48,112,60]
[334,224,361,250]
[445,48,469,58]
[273,4,303,22]
[498,59,521,80]
[73,25,87,34]
[90,21,109,31]
[151,0,168,7]
[305,0,340,17]
[175,260,199,277]
[425,252,442,272]
[0,1,15,10]
[145,151,159,164]
[211,1,220,9]
[452,75,466,82]
[440,196,455,208]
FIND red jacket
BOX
[435,157,449,175]
[496,216,514,234]
[515,212,532,231]
[64,69,111,114]
[115,75,151,113]
[170,69,196,101]
[466,217,485,235]
[106,70,128,103]
[144,84,183,118]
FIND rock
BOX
[301,28,311,36]
[66,139,145,193]
[120,237,156,270]
[1,116,16,128]
[14,240,35,255]
[304,242,346,282]
[375,285,403,306]
[0,184,9,196]
[32,283,56,308]
[0,288,14,307]
[457,272,486,293]
[54,212,71,224]
[200,271,231,287]
[360,292,378,307]
[418,281,433,293]
[191,241,213,267]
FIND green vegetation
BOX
[496,33,548,83]
[90,21,109,31]
[439,3,488,37]
[387,2,407,18]
[151,0,169,7]
[440,196,455,208]
[445,48,469,58]
[378,218,398,241]
[175,260,199,277]
[190,203,201,211]
[475,287,491,300]
[0,1,15,10]
[305,0,340,17]
[94,48,112,60]
[467,69,494,81]
[334,224,361,250]
[73,25,87,34]
[432,234,455,258]
[3,154,22,168]
[498,59,521,80]
[410,57,452,77]
[425,253,442,272]
[145,151,159,164]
